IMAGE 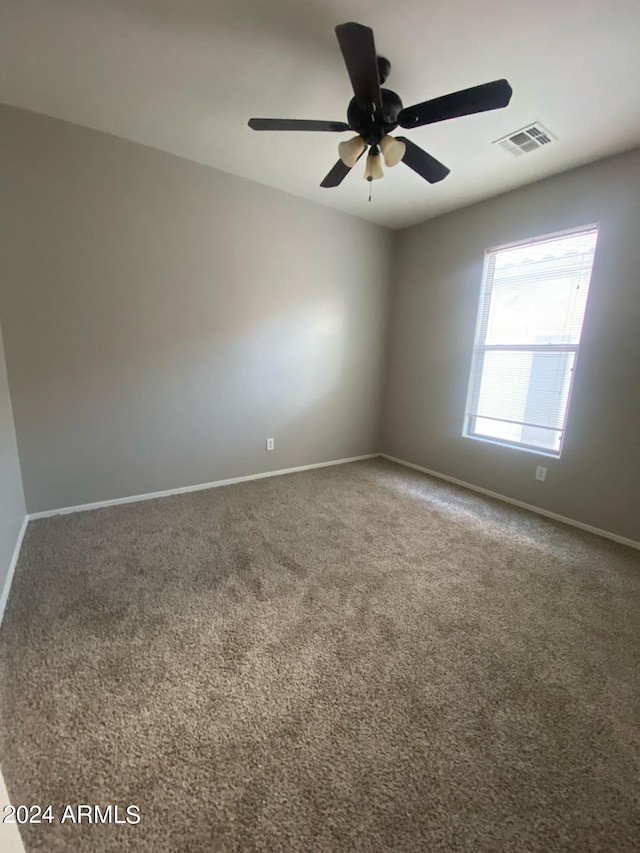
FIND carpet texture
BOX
[0,459,638,852]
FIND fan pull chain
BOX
[368,181,372,202]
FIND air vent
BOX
[494,123,556,157]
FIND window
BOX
[464,224,599,456]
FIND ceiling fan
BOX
[248,22,513,190]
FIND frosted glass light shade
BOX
[338,135,366,167]
[363,149,384,181]
[379,134,406,167]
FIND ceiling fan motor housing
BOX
[377,56,391,84]
[347,87,404,146]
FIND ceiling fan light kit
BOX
[338,135,366,168]
[248,22,513,195]
[379,134,406,168]
[363,146,384,181]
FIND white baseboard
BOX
[28,454,380,520]
[381,454,640,551]
[0,515,29,628]
[23,450,639,548]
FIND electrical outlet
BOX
[535,466,547,482]
[266,437,275,451]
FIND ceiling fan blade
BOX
[249,118,351,132]
[396,137,450,184]
[398,79,513,128]
[320,146,367,188]
[320,159,353,188]
[335,22,382,113]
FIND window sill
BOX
[463,432,561,459]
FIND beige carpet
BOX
[0,458,638,852]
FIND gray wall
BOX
[383,149,640,542]
[0,323,26,592]
[2,103,638,541]
[0,105,392,513]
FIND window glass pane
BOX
[472,350,576,430]
[484,231,597,346]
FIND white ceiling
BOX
[1,0,639,229]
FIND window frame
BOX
[463,223,599,458]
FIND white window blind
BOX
[464,224,599,456]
